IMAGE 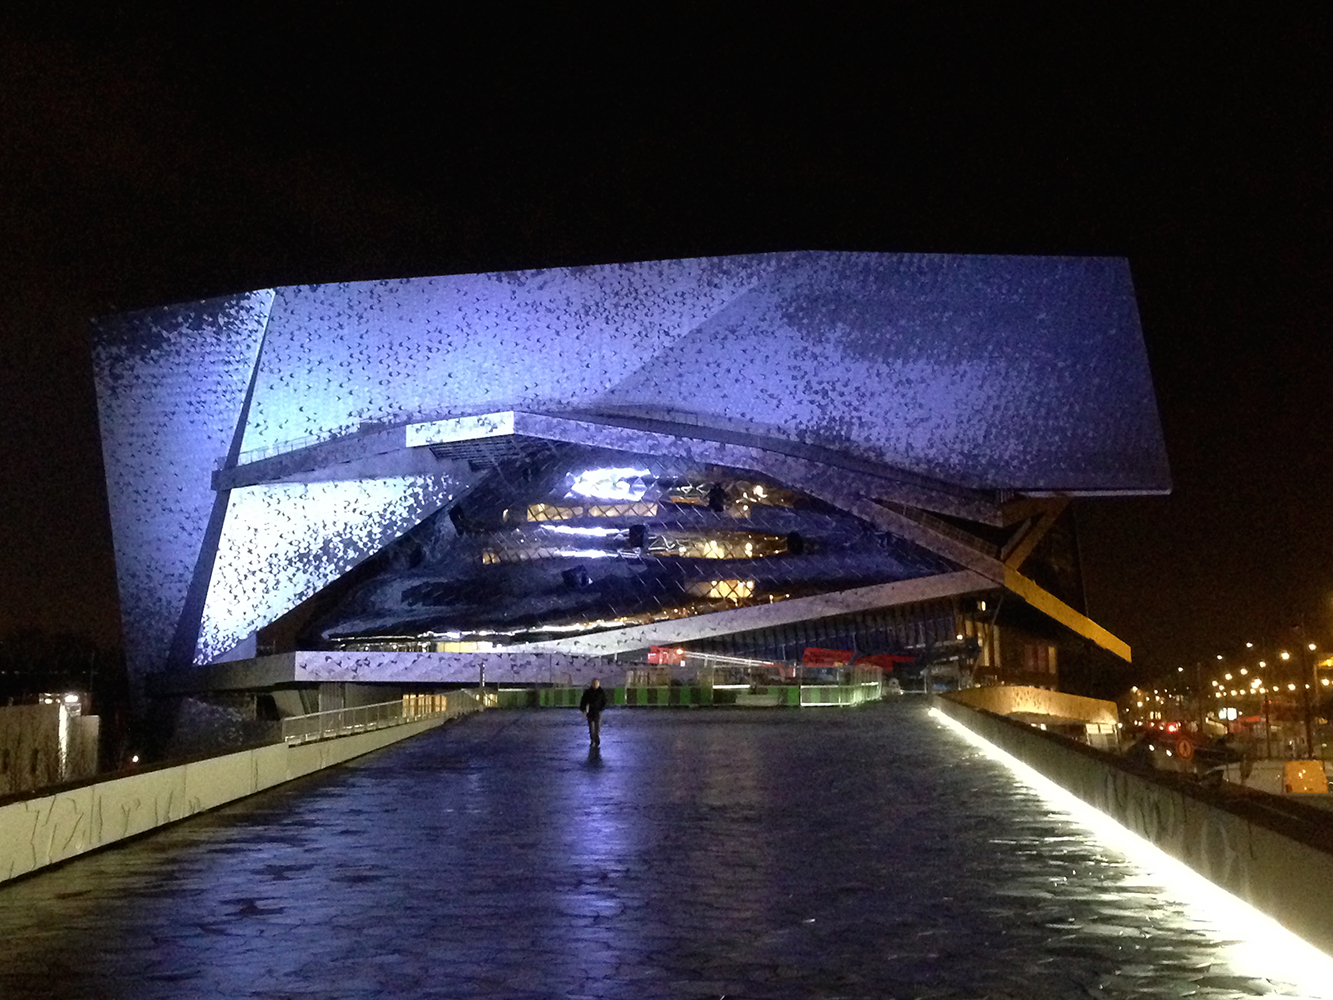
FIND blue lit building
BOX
[91,252,1168,704]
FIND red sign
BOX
[857,653,914,672]
[803,647,854,667]
[803,648,914,670]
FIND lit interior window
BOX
[647,531,788,560]
[567,467,651,501]
[685,579,756,602]
[527,501,658,521]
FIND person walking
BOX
[579,678,608,746]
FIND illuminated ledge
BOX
[946,684,1119,727]
[216,408,1003,524]
[932,694,1333,968]
[509,570,994,656]
[166,649,619,692]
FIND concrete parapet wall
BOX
[946,684,1118,725]
[935,695,1333,958]
[0,715,451,885]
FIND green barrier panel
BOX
[493,683,878,709]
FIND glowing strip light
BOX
[58,703,71,780]
[685,650,783,669]
[929,706,1333,996]
[540,524,621,537]
[799,700,859,708]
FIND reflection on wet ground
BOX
[0,701,1322,998]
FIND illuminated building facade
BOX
[91,252,1168,696]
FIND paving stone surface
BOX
[0,701,1316,998]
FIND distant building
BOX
[0,696,99,796]
[90,252,1168,710]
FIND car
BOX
[1124,725,1247,785]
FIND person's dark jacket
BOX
[580,685,608,718]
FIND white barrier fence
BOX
[281,691,483,745]
[800,679,884,707]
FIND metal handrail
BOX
[215,430,340,470]
[280,691,483,745]
[799,666,884,707]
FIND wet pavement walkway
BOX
[0,701,1316,998]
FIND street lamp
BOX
[1303,642,1319,758]
[1259,667,1273,757]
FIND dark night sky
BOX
[1,8,1328,684]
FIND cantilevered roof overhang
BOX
[213,408,1131,662]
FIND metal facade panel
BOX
[195,475,465,664]
[91,291,273,681]
[235,252,1168,492]
[239,257,772,457]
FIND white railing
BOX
[800,670,884,707]
[216,431,341,470]
[280,691,484,745]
